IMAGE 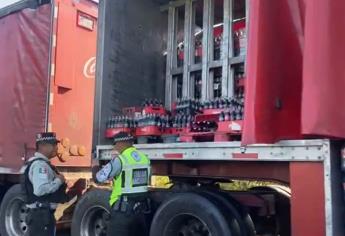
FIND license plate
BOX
[133,169,148,187]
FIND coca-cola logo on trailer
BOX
[83,57,96,79]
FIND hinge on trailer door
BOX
[50,63,55,76]
[54,5,59,19]
[52,35,57,48]
[240,146,246,153]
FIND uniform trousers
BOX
[106,197,149,236]
[26,207,55,236]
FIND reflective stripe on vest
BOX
[109,147,150,206]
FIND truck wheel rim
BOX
[5,197,28,236]
[80,205,109,236]
[166,213,211,236]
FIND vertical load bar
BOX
[222,0,233,97]
[201,0,212,100]
[165,6,176,109]
[183,0,193,98]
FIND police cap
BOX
[113,132,134,145]
[36,132,60,145]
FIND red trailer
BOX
[0,0,98,234]
[0,0,345,236]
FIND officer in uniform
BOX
[22,132,69,236]
[93,132,151,236]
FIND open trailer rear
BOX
[0,0,344,235]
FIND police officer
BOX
[93,132,151,236]
[22,132,69,236]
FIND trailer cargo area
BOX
[0,0,344,235]
[86,0,345,235]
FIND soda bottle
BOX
[219,112,225,122]
[165,116,169,129]
[177,115,182,128]
[110,116,114,128]
[172,116,176,129]
[116,116,120,128]
[209,100,214,109]
[121,116,125,128]
[205,121,211,129]
[147,114,151,126]
[157,115,162,127]
[165,115,169,128]
[230,111,236,121]
[207,100,212,109]
[127,118,131,128]
[107,117,111,129]
[142,114,146,127]
[115,116,119,128]
[149,114,154,126]
[186,115,191,129]
[225,98,230,108]
[150,114,154,126]
[203,100,207,110]
[215,98,219,109]
[114,116,117,128]
[235,109,241,120]
[219,98,223,109]
[139,116,142,127]
[128,118,132,128]
[190,121,195,132]
[106,117,110,129]
[136,117,140,128]
[108,117,112,128]
[177,115,181,128]
[142,115,146,127]
[146,114,150,126]
[181,115,186,128]
[135,118,138,128]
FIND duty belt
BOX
[26,202,56,210]
[113,196,151,215]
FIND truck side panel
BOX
[0,4,51,170]
[50,0,98,167]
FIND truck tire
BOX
[200,190,256,236]
[150,193,233,236]
[71,188,111,236]
[0,184,29,236]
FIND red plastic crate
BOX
[217,120,243,134]
[142,106,166,115]
[202,109,224,115]
[105,128,133,138]
[136,126,162,136]
[195,113,220,122]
